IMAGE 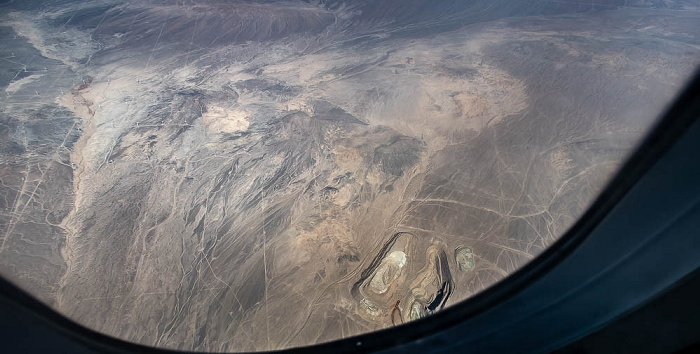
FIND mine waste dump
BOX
[0,0,698,351]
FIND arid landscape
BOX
[1,0,699,351]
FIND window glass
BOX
[0,0,698,351]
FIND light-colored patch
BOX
[332,185,354,208]
[202,105,250,134]
[289,218,353,267]
[5,74,43,94]
[332,145,363,173]
[369,265,393,294]
[283,96,313,114]
[549,147,574,179]
[360,298,382,317]
[56,90,94,210]
[451,92,487,115]
[55,64,165,210]
[417,65,528,131]
[7,12,99,69]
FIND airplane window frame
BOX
[0,64,698,354]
